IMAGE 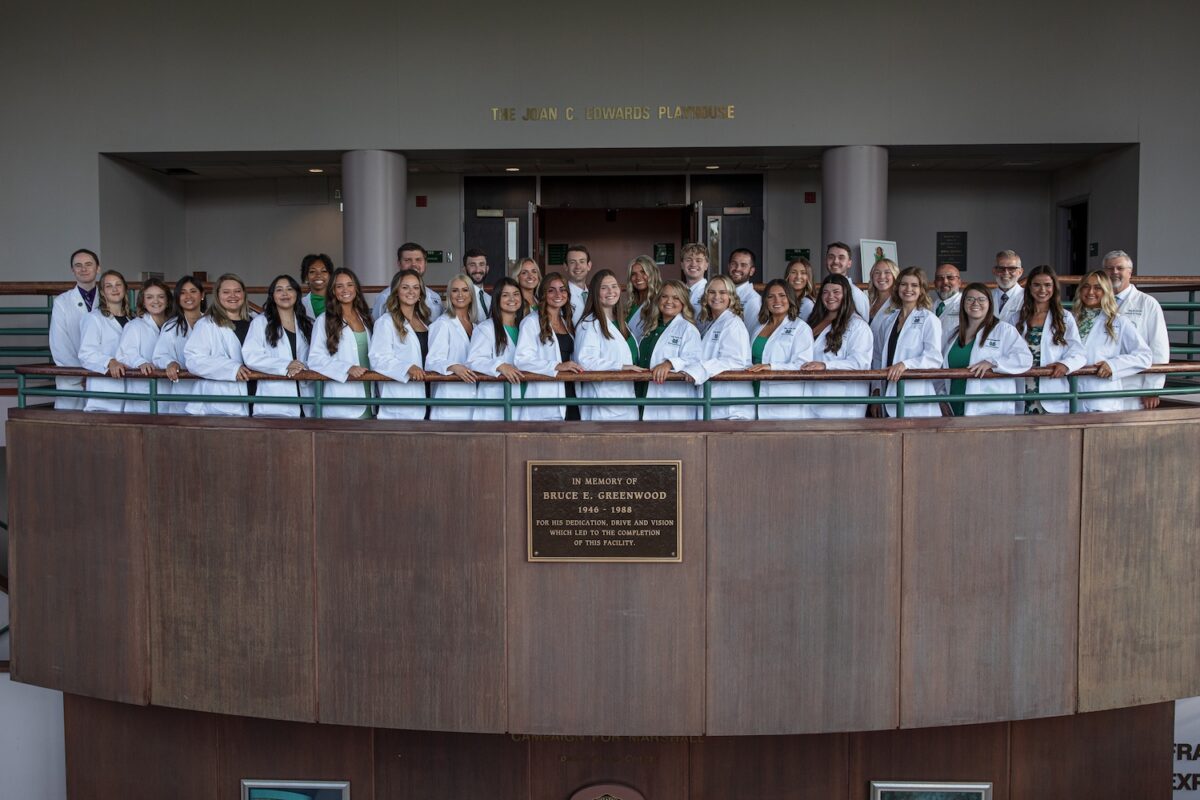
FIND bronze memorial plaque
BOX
[527,461,682,562]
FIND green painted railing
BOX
[15,363,1200,421]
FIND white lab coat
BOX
[735,281,761,334]
[242,314,311,418]
[752,317,815,420]
[1075,312,1152,413]
[934,292,962,323]
[574,314,638,421]
[1018,312,1086,414]
[115,315,164,413]
[372,285,443,325]
[684,310,753,420]
[78,311,126,413]
[182,317,249,416]
[993,285,1025,325]
[300,293,324,321]
[308,314,374,419]
[471,283,491,325]
[642,315,703,421]
[626,301,650,343]
[467,321,519,421]
[848,282,870,321]
[425,314,476,421]
[513,313,570,422]
[939,321,1032,416]
[868,299,899,346]
[872,308,943,417]
[152,319,195,415]
[368,314,428,420]
[1114,285,1170,409]
[50,286,94,409]
[798,295,815,322]
[687,279,708,323]
[804,315,874,419]
[568,283,589,327]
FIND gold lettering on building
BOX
[491,104,735,122]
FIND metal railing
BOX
[15,363,1200,421]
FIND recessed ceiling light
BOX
[705,165,720,170]
[308,168,324,173]
[505,167,520,172]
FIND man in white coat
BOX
[463,248,491,324]
[565,245,592,327]
[991,250,1025,324]
[727,248,761,333]
[1104,249,1170,409]
[824,242,870,320]
[680,242,709,322]
[371,242,444,323]
[49,248,101,409]
[933,263,963,320]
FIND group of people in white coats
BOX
[47,246,1162,420]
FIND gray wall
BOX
[2,1,1197,278]
[98,158,187,280]
[887,171,1053,276]
[763,169,822,280]
[1053,146,1141,272]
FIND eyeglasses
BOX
[963,297,989,306]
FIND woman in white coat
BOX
[573,269,646,421]
[469,277,526,420]
[1073,270,1152,412]
[426,274,479,421]
[116,278,172,413]
[799,274,875,418]
[784,257,817,321]
[369,268,430,420]
[748,279,814,419]
[867,258,899,325]
[183,273,254,416]
[514,272,583,421]
[871,267,943,418]
[1013,265,1086,414]
[153,275,206,414]
[242,274,312,418]
[640,280,702,421]
[625,255,662,344]
[309,267,374,419]
[685,275,753,420]
[940,283,1032,416]
[78,269,133,413]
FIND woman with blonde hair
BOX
[1072,269,1151,412]
[684,274,753,420]
[426,273,479,420]
[639,280,702,420]
[511,257,542,315]
[117,277,173,414]
[871,266,943,417]
[625,255,662,343]
[369,268,431,420]
[78,269,134,413]
[183,273,254,416]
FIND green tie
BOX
[936,301,945,316]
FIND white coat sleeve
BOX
[575,322,626,371]
[49,296,79,366]
[77,315,112,374]
[368,318,415,384]
[1058,316,1088,373]
[424,321,459,375]
[241,317,291,376]
[990,325,1034,374]
[153,327,183,369]
[899,314,944,370]
[853,287,870,322]
[665,324,703,372]
[183,321,244,381]
[1143,297,1170,390]
[768,323,814,371]
[514,319,560,377]
[306,328,352,383]
[467,325,507,377]
[1103,320,1153,380]
[742,293,761,330]
[822,321,874,370]
[691,319,751,385]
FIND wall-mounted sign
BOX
[527,461,682,562]
[426,250,444,264]
[785,248,811,262]
[547,243,569,266]
[491,104,735,122]
[241,779,350,800]
[653,243,675,265]
[936,231,968,270]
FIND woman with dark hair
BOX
[640,280,702,421]
[1014,264,1085,414]
[468,277,525,420]
[117,277,173,413]
[369,268,430,420]
[871,266,943,417]
[514,272,583,421]
[939,283,1032,416]
[748,279,814,419]
[183,273,254,416]
[799,273,874,418]
[573,269,645,421]
[153,275,206,414]
[685,275,753,420]
[242,274,313,418]
[78,269,133,412]
[426,274,478,420]
[1072,269,1151,412]
[308,267,374,419]
[784,257,817,320]
[300,253,332,320]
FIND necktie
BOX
[479,288,489,315]
[999,292,1009,310]
[581,290,589,305]
[936,301,945,316]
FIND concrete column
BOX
[342,150,406,287]
[821,145,888,280]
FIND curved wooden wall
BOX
[7,408,1200,736]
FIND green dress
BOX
[1024,325,1045,414]
[309,293,326,318]
[353,329,371,419]
[751,334,770,397]
[636,322,668,400]
[946,336,973,416]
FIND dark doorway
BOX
[1058,200,1089,276]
